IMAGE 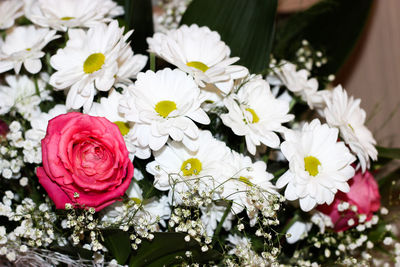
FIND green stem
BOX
[281,213,301,236]
[212,201,233,245]
[150,52,156,71]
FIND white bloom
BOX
[200,204,233,236]
[115,35,148,89]
[89,90,151,160]
[146,130,230,203]
[323,85,377,172]
[119,68,210,152]
[88,89,125,122]
[0,0,23,30]
[147,24,248,92]
[221,77,294,155]
[222,150,276,214]
[276,119,356,212]
[0,75,49,120]
[24,0,123,31]
[50,21,145,112]
[310,212,333,233]
[286,221,312,244]
[0,26,59,74]
[25,104,67,144]
[275,62,328,109]
[24,104,67,163]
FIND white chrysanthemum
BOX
[25,104,67,141]
[323,85,378,172]
[146,130,230,204]
[276,119,356,212]
[24,104,67,163]
[49,21,146,112]
[0,0,23,30]
[222,150,276,214]
[0,74,51,120]
[275,62,328,109]
[119,68,210,152]
[88,90,150,160]
[147,24,248,93]
[24,0,123,31]
[200,204,234,236]
[0,26,59,74]
[286,221,312,244]
[221,78,294,155]
[101,180,171,227]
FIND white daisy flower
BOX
[24,104,67,164]
[286,221,312,244]
[147,24,248,93]
[49,20,145,112]
[0,26,59,74]
[0,74,50,120]
[119,68,210,152]
[276,119,356,212]
[146,130,230,204]
[200,204,234,236]
[323,85,378,172]
[115,35,148,89]
[88,90,151,160]
[0,0,23,30]
[275,61,328,109]
[222,150,276,214]
[24,0,124,31]
[221,77,294,155]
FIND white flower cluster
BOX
[0,0,386,265]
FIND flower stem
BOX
[150,52,156,71]
[212,201,233,245]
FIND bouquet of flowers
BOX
[0,0,399,266]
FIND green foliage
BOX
[377,146,400,160]
[274,0,373,76]
[129,232,221,266]
[103,230,132,265]
[123,0,154,55]
[180,0,277,73]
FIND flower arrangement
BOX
[0,0,399,266]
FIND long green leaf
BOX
[377,146,400,160]
[129,232,221,267]
[180,0,278,73]
[274,0,373,76]
[124,0,154,55]
[103,230,132,265]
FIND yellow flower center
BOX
[186,61,209,72]
[155,100,177,118]
[348,123,355,132]
[239,176,253,186]
[181,158,202,176]
[114,121,130,136]
[83,53,105,74]
[130,197,142,204]
[61,16,75,21]
[245,108,259,123]
[304,156,321,177]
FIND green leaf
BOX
[180,0,278,73]
[103,230,132,265]
[368,222,387,243]
[274,0,373,76]
[129,232,221,267]
[124,0,154,55]
[377,146,400,159]
[378,167,400,188]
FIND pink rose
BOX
[318,170,380,232]
[36,112,134,211]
